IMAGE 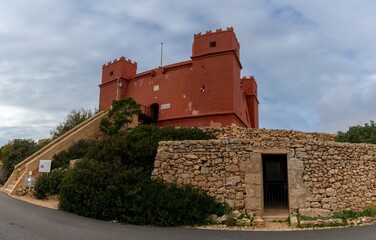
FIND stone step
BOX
[262,209,289,222]
[2,181,18,195]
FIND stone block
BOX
[299,208,333,218]
[310,202,321,208]
[225,164,240,172]
[290,214,299,228]
[253,218,265,228]
[201,167,209,174]
[226,176,241,186]
[326,188,337,197]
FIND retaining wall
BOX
[152,126,376,217]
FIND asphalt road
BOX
[0,193,375,240]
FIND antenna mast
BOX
[160,42,163,67]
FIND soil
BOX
[12,194,59,210]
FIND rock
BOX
[217,215,227,223]
[326,188,337,197]
[185,154,198,160]
[299,208,333,218]
[310,202,321,208]
[225,165,239,172]
[253,218,265,228]
[16,187,26,196]
[201,167,209,174]
[69,159,82,169]
[290,214,299,228]
[210,214,218,221]
[232,210,242,219]
[225,176,241,186]
[300,218,343,228]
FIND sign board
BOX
[161,103,171,109]
[39,160,52,173]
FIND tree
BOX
[336,120,376,144]
[50,108,93,139]
[100,98,141,136]
[2,139,41,181]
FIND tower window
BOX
[109,71,114,76]
[210,41,216,48]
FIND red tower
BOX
[99,28,259,128]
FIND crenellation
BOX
[102,56,137,67]
[194,27,235,38]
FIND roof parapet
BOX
[102,56,138,68]
[194,27,234,38]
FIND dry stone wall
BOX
[202,126,335,142]
[153,126,376,216]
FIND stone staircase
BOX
[2,181,18,195]
[1,111,108,195]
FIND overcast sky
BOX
[1,0,376,146]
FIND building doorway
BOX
[150,103,159,122]
[262,154,288,209]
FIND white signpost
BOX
[39,160,52,173]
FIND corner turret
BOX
[99,56,138,110]
[192,27,240,59]
[101,56,137,84]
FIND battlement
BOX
[241,76,256,81]
[194,27,234,38]
[102,56,137,68]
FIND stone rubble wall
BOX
[152,126,376,216]
[202,126,335,142]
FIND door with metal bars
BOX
[262,154,288,209]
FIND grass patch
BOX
[297,205,376,228]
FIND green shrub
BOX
[100,98,141,136]
[336,120,376,144]
[362,204,376,217]
[59,125,218,226]
[85,135,129,166]
[34,169,66,199]
[59,159,225,226]
[1,139,43,182]
[124,125,214,173]
[50,108,94,139]
[51,140,93,170]
[85,125,214,173]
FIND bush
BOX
[363,204,376,217]
[85,135,129,166]
[100,98,141,136]
[124,125,214,173]
[59,159,225,226]
[50,108,94,139]
[34,169,66,199]
[86,125,214,173]
[58,125,219,226]
[51,140,93,170]
[2,139,42,181]
[336,120,376,144]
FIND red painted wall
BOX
[99,27,259,128]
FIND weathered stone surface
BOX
[290,214,299,228]
[299,208,333,218]
[300,218,343,227]
[153,126,376,216]
[326,188,337,197]
[253,218,265,228]
[226,176,241,186]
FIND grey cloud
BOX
[1,0,376,145]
